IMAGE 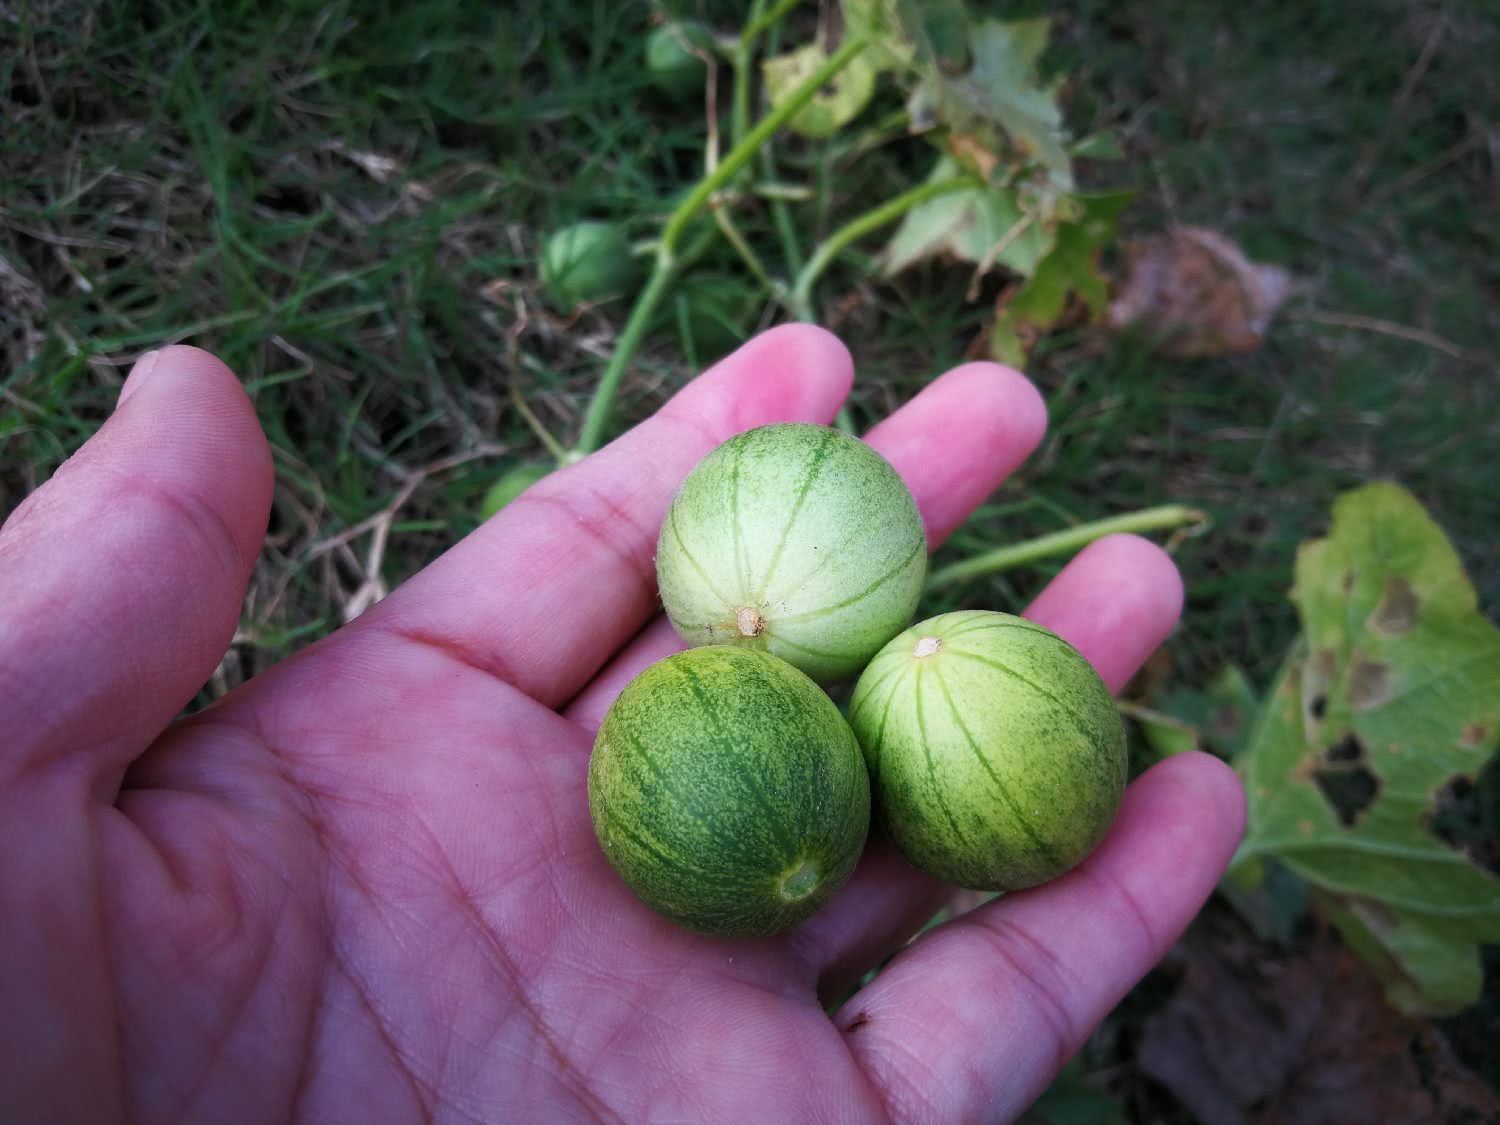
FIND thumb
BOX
[0,345,273,796]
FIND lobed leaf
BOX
[879,155,1053,279]
[762,43,878,139]
[925,18,1074,190]
[1235,482,1500,1013]
[988,190,1132,366]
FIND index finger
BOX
[343,326,854,709]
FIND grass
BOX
[3,0,1497,1105]
[9,0,1490,697]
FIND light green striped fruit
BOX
[655,423,927,685]
[588,646,870,939]
[849,610,1126,891]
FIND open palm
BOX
[1,328,1243,1123]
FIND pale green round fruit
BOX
[588,646,870,939]
[848,610,1126,891]
[655,423,927,685]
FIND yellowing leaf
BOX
[988,189,1131,366]
[762,43,878,139]
[879,155,1052,279]
[842,0,915,71]
[1235,482,1500,1014]
[929,18,1073,189]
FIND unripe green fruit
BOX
[655,423,927,685]
[588,646,870,939]
[540,221,640,313]
[479,463,551,519]
[848,610,1126,890]
[645,21,714,100]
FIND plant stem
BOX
[713,205,780,295]
[758,20,803,273]
[730,0,765,147]
[744,0,803,43]
[789,175,979,320]
[574,260,675,455]
[509,384,570,464]
[663,35,869,253]
[924,505,1208,591]
[573,33,872,455]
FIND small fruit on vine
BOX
[479,463,552,519]
[540,221,640,313]
[645,21,715,100]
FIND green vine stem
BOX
[744,0,802,43]
[786,173,978,434]
[573,33,871,456]
[736,5,804,270]
[924,505,1208,592]
[788,175,980,321]
[712,205,780,295]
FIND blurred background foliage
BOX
[2,0,1496,1118]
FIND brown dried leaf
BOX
[948,131,1001,179]
[1106,226,1292,357]
[1139,913,1500,1125]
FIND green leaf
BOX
[1131,706,1202,759]
[915,0,971,73]
[989,189,1131,365]
[762,43,878,139]
[1070,131,1124,161]
[842,0,915,71]
[1319,891,1484,1015]
[879,155,1053,278]
[1236,482,1500,1014]
[926,18,1074,189]
[1028,1061,1127,1125]
[1156,663,1260,760]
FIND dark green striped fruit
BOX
[645,21,714,100]
[540,221,640,313]
[849,610,1126,891]
[655,423,927,685]
[588,646,869,939]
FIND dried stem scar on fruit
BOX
[588,646,870,939]
[849,610,1127,891]
[655,423,927,685]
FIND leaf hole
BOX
[1324,733,1366,764]
[1312,734,1378,827]
[1425,769,1500,877]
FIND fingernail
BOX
[118,349,162,407]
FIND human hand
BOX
[0,327,1244,1123]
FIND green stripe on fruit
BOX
[848,610,1127,891]
[656,423,927,685]
[588,646,871,939]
